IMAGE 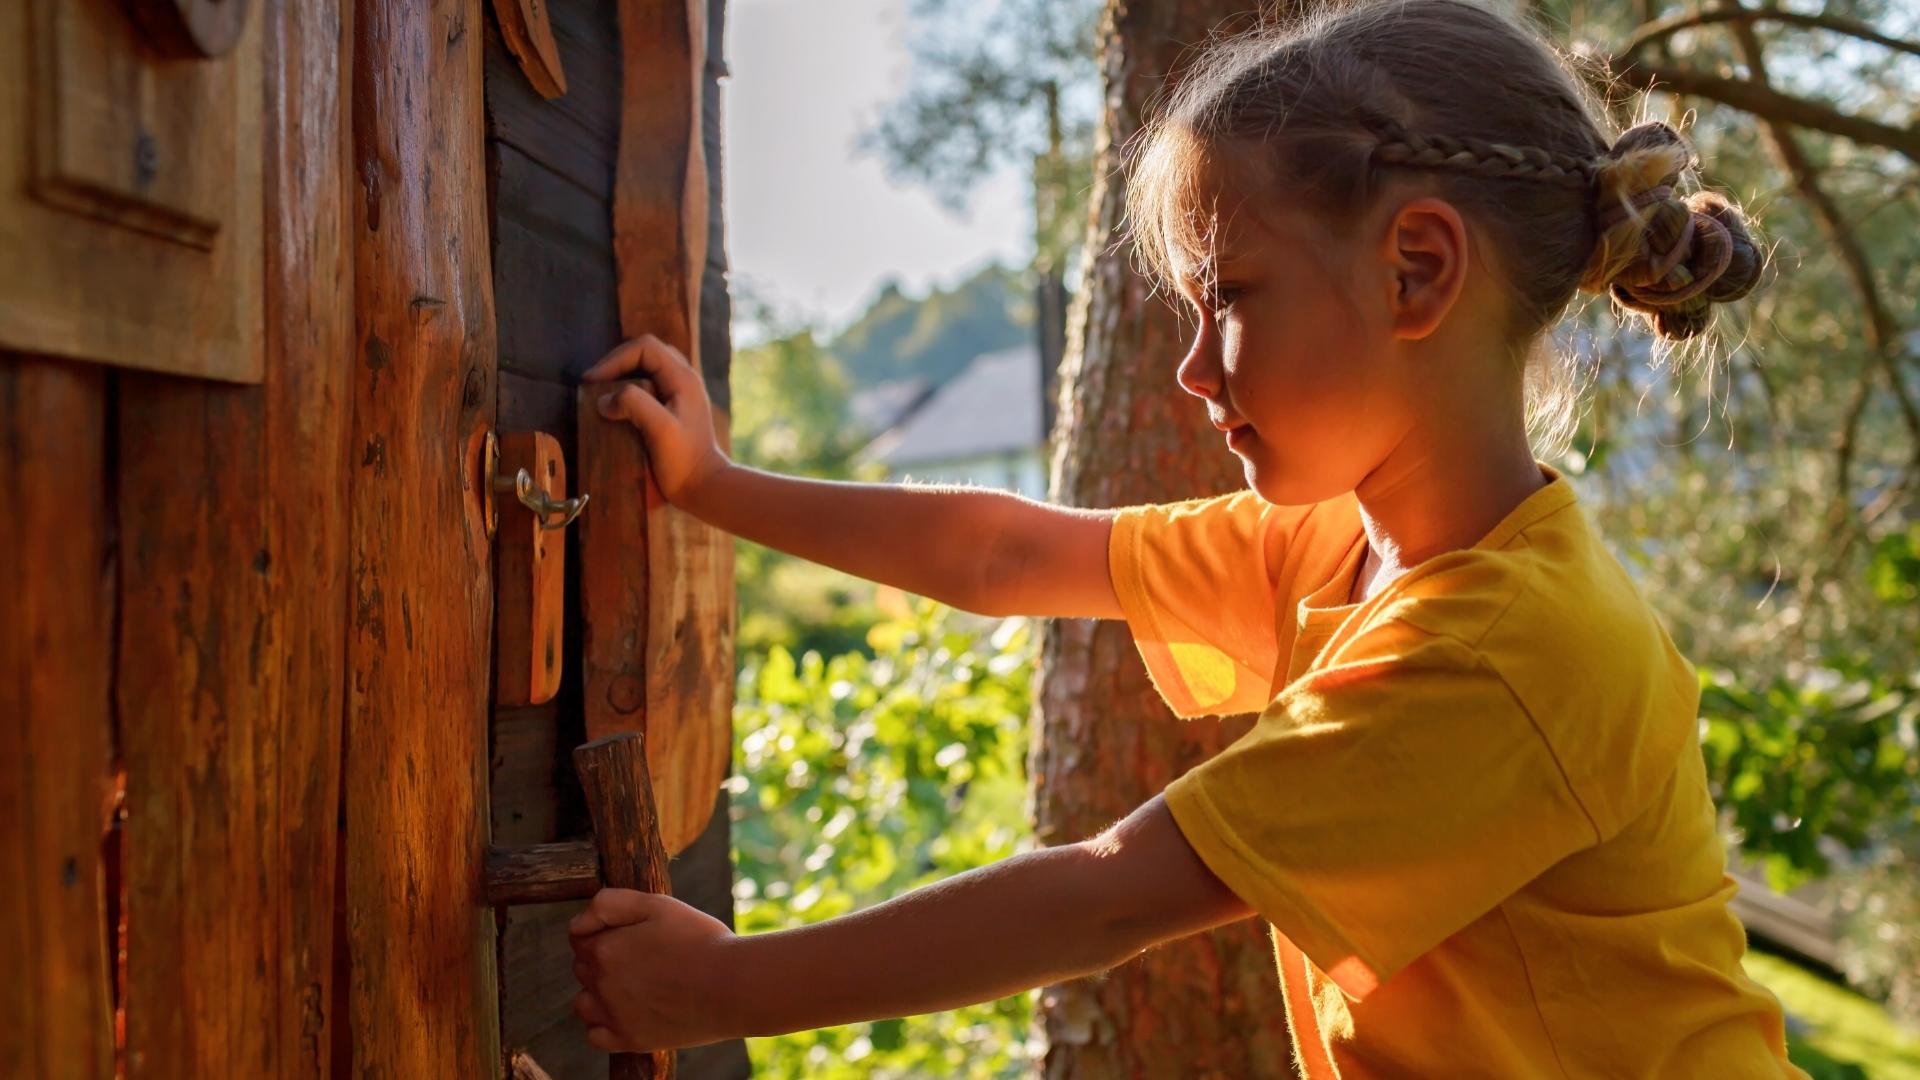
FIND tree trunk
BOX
[1036,1,1303,1076]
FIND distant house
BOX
[848,376,934,440]
[856,345,1048,499]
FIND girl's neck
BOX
[1347,425,1547,604]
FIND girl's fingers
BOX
[568,887,658,936]
[598,383,673,433]
[584,1026,622,1053]
[581,336,650,381]
[583,334,703,404]
[573,990,613,1028]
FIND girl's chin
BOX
[1243,455,1353,507]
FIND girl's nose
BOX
[1176,322,1224,400]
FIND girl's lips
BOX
[1226,423,1254,449]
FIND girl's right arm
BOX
[583,335,1124,621]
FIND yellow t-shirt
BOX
[1107,463,1807,1079]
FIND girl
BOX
[571,0,1798,1074]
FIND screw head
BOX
[133,134,159,187]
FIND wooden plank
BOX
[492,143,622,384]
[484,0,620,198]
[610,0,735,858]
[487,842,601,905]
[577,380,653,746]
[0,356,114,1080]
[576,382,730,854]
[493,701,585,848]
[346,0,503,1075]
[112,1,353,1073]
[496,431,570,707]
[492,0,569,99]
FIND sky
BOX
[722,0,1032,335]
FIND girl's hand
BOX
[582,334,731,507]
[568,888,744,1052]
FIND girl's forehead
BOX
[1164,185,1312,280]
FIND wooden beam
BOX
[0,356,114,1080]
[346,0,503,1074]
[486,842,602,906]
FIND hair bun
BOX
[1578,121,1762,340]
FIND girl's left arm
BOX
[568,795,1254,1052]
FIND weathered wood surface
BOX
[577,378,653,741]
[610,0,735,857]
[0,357,114,1080]
[1033,0,1301,1075]
[496,431,570,707]
[493,141,624,384]
[487,841,602,905]
[486,0,620,198]
[493,0,569,98]
[114,2,354,1075]
[574,733,675,1080]
[487,0,742,1073]
[0,0,263,381]
[575,382,729,856]
[346,0,502,1075]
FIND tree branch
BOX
[1711,1,1920,572]
[1625,6,1920,61]
[1597,59,1920,165]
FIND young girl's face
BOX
[1168,156,1419,507]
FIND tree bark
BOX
[1035,2,1303,1076]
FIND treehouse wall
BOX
[2,3,352,1076]
[482,0,744,1075]
[3,0,740,1075]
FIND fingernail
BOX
[598,393,617,416]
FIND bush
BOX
[730,600,1040,1077]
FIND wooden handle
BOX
[573,733,675,1080]
[483,841,600,906]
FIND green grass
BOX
[1745,950,1920,1080]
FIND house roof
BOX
[848,377,934,438]
[858,345,1043,468]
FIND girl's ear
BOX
[1380,197,1470,341]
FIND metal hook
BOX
[484,430,588,534]
[497,467,589,530]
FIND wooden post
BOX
[112,4,354,1074]
[346,0,502,1074]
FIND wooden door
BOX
[483,0,745,1075]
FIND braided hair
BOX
[1126,0,1764,346]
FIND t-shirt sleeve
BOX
[1162,619,1602,998]
[1106,490,1294,718]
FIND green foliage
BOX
[730,320,868,478]
[731,601,1040,1078]
[1699,661,1919,891]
